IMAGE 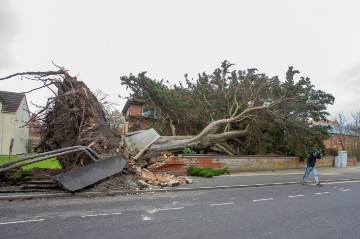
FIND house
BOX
[122,100,161,134]
[314,120,358,152]
[0,91,30,155]
[121,100,193,136]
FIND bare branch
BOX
[0,70,66,81]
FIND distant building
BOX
[121,100,196,136]
[0,91,30,155]
[314,120,358,151]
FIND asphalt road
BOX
[1,181,360,239]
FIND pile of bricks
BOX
[137,167,192,188]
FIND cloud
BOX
[331,61,360,96]
[343,62,360,86]
[0,0,20,68]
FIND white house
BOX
[0,91,30,155]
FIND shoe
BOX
[301,181,307,185]
[316,183,322,187]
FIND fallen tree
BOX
[121,62,335,160]
[1,66,118,171]
[144,107,259,159]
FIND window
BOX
[142,105,157,118]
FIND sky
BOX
[1,0,360,119]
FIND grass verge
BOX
[0,155,62,170]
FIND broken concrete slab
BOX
[52,156,126,192]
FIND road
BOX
[1,181,360,239]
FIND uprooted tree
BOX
[120,61,335,159]
[1,67,119,171]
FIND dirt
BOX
[26,168,63,180]
[35,72,119,171]
[87,173,139,192]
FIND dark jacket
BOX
[307,150,321,167]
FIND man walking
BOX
[302,149,322,187]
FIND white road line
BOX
[0,219,44,225]
[210,202,234,206]
[147,207,185,214]
[156,207,184,211]
[252,198,274,202]
[341,189,351,192]
[288,195,304,198]
[81,212,122,218]
[315,192,330,195]
[142,216,152,221]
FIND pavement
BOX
[1,164,360,200]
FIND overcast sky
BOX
[1,0,360,118]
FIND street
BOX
[1,181,360,239]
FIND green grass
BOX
[187,166,230,177]
[0,155,62,170]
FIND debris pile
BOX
[137,168,192,188]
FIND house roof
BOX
[0,91,26,113]
[121,100,144,115]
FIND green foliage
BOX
[145,122,167,135]
[120,61,334,157]
[183,147,197,154]
[187,166,229,177]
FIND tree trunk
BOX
[143,125,250,159]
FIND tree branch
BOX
[0,70,67,81]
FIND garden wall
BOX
[148,155,357,176]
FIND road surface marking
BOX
[81,212,122,218]
[288,195,304,198]
[315,192,330,195]
[253,198,274,202]
[0,219,44,225]
[142,216,152,221]
[147,207,184,214]
[341,189,351,192]
[157,207,184,211]
[210,202,234,206]
[326,180,360,185]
